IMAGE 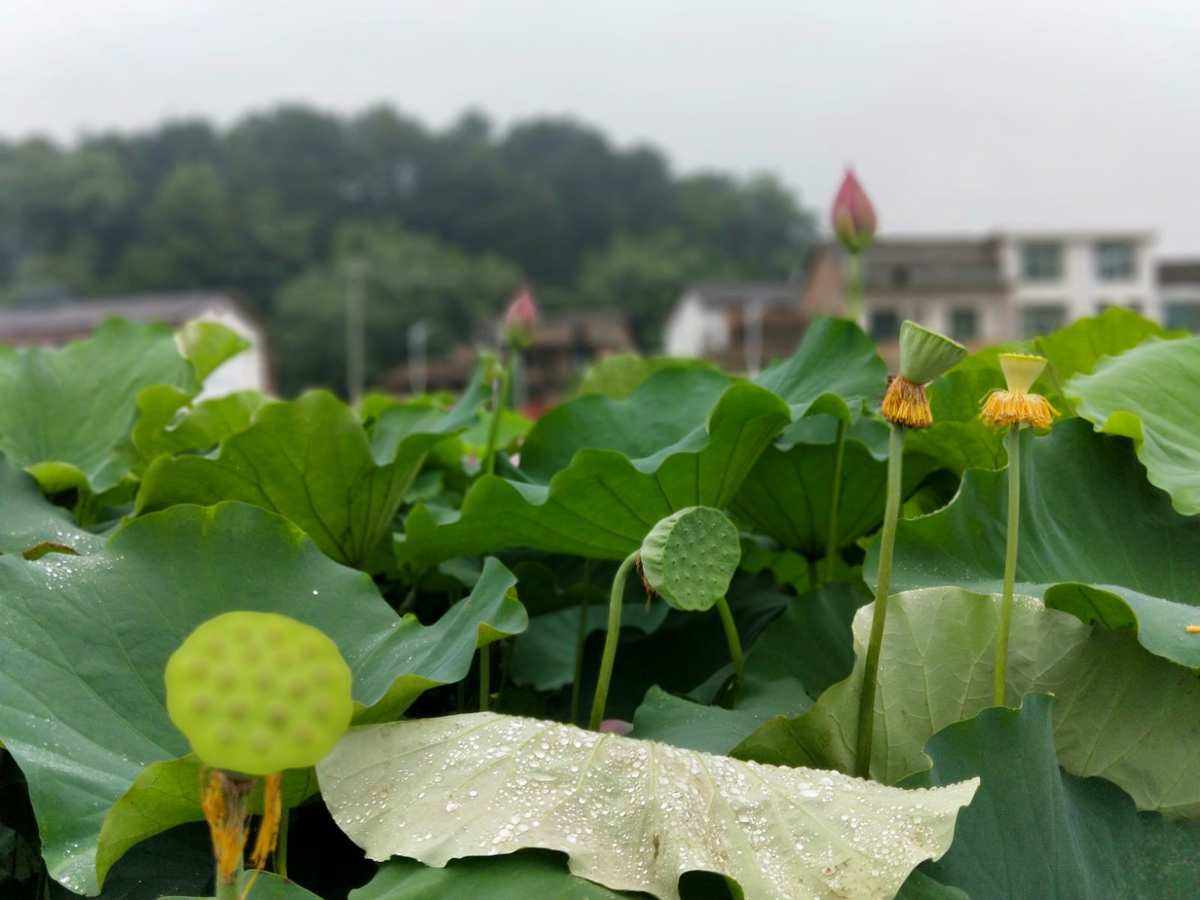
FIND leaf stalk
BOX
[588,551,640,730]
[993,424,1021,706]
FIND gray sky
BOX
[6,0,1200,253]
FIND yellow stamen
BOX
[881,376,933,429]
[202,769,251,886]
[980,390,1057,430]
[250,772,283,870]
[1186,625,1200,634]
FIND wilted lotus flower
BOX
[831,168,877,253]
[502,285,538,350]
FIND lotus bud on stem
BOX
[981,353,1057,706]
[483,285,538,480]
[164,612,353,899]
[854,322,965,778]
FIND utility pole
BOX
[407,320,428,395]
[345,256,368,404]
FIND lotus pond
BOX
[0,308,1198,899]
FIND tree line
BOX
[0,104,817,393]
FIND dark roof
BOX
[855,239,1005,292]
[683,282,803,309]
[0,292,252,342]
[1158,260,1200,286]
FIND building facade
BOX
[663,282,807,374]
[1157,260,1200,332]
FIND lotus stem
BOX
[478,643,491,711]
[569,579,592,725]
[854,423,905,778]
[588,551,639,730]
[215,873,239,900]
[715,596,745,684]
[823,417,848,584]
[482,355,512,476]
[993,424,1021,706]
[845,251,864,323]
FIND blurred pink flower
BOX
[598,718,633,736]
[502,284,538,349]
[830,168,877,253]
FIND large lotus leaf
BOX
[733,423,938,556]
[871,419,1200,669]
[577,353,720,401]
[1067,335,1200,515]
[904,695,1200,899]
[735,587,1200,817]
[397,382,791,567]
[751,315,886,418]
[0,502,525,895]
[166,870,320,899]
[0,452,102,556]
[0,319,199,493]
[632,584,867,754]
[174,319,252,385]
[137,378,482,568]
[51,824,214,900]
[905,308,1173,473]
[351,852,634,899]
[317,713,977,900]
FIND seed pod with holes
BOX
[639,506,741,612]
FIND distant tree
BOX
[273,224,521,394]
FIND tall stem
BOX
[823,418,848,584]
[854,423,905,778]
[478,643,491,711]
[715,596,745,683]
[845,251,864,323]
[482,356,513,476]
[569,583,592,725]
[993,425,1022,706]
[588,551,639,730]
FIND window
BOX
[1166,301,1200,332]
[869,309,900,341]
[1095,241,1135,281]
[949,307,979,341]
[1021,304,1067,337]
[1021,242,1063,281]
[891,266,910,289]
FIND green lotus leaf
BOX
[137,375,482,569]
[871,419,1200,669]
[1067,335,1200,515]
[397,319,881,569]
[0,319,199,493]
[174,319,252,384]
[577,353,719,400]
[903,695,1200,898]
[165,870,320,899]
[317,712,977,900]
[0,502,525,894]
[131,386,268,466]
[735,587,1200,817]
[350,852,633,899]
[0,452,103,557]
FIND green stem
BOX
[854,423,905,778]
[846,251,864,323]
[588,551,640,730]
[274,806,289,879]
[569,584,592,725]
[478,643,491,711]
[993,425,1022,706]
[823,418,848,584]
[715,596,745,683]
[215,868,238,900]
[482,356,513,476]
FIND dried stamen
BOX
[202,769,252,886]
[250,772,283,870]
[980,390,1057,430]
[881,376,933,429]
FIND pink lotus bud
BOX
[598,718,633,736]
[502,285,538,349]
[830,168,877,253]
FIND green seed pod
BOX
[898,320,967,385]
[165,611,353,775]
[639,507,740,611]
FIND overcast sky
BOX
[6,0,1200,253]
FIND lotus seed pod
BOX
[998,353,1047,394]
[165,611,353,775]
[897,320,967,385]
[639,506,740,612]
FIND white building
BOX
[664,282,806,373]
[997,231,1159,335]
